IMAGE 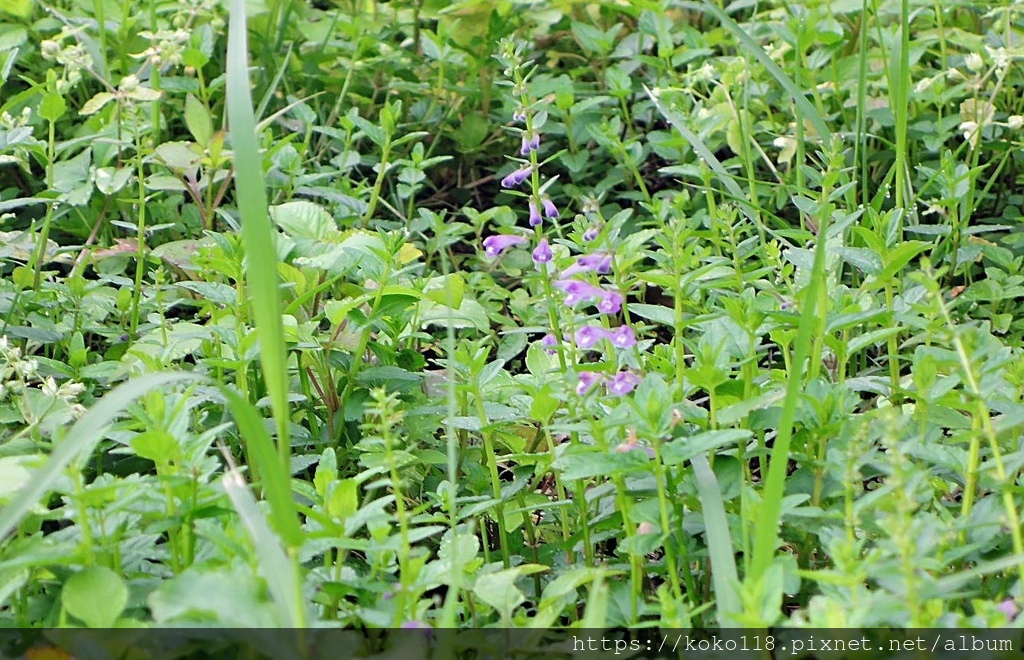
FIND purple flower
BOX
[554,279,603,306]
[607,371,640,396]
[574,325,609,349]
[996,599,1020,621]
[582,226,599,242]
[540,333,558,353]
[576,371,603,396]
[533,238,552,264]
[513,108,527,123]
[597,290,623,315]
[528,200,543,227]
[562,252,612,276]
[520,132,540,155]
[610,325,636,348]
[500,166,532,188]
[541,198,559,219]
[482,234,528,258]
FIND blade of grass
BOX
[226,0,292,472]
[220,450,307,629]
[219,385,302,550]
[690,453,740,626]
[750,206,830,579]
[0,372,196,542]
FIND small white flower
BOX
[41,377,59,398]
[1007,115,1024,130]
[58,382,86,400]
[964,52,984,73]
[986,45,1009,72]
[914,75,937,94]
[959,120,979,146]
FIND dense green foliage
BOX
[1,0,1024,635]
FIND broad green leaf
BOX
[270,200,336,240]
[130,429,179,465]
[473,565,548,623]
[39,92,65,122]
[62,566,127,628]
[0,0,32,17]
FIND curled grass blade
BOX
[0,372,197,542]
[220,455,307,629]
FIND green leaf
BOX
[473,565,548,623]
[79,92,115,116]
[63,566,127,628]
[661,429,751,466]
[149,566,279,626]
[0,456,37,503]
[270,200,335,240]
[313,447,337,498]
[553,444,650,481]
[0,0,32,17]
[184,93,213,147]
[218,386,302,549]
[39,92,65,122]
[130,429,179,465]
[325,478,358,521]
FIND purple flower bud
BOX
[500,166,532,188]
[574,325,609,350]
[541,198,559,219]
[554,279,603,306]
[513,108,527,123]
[607,371,641,396]
[482,234,528,258]
[562,252,612,277]
[610,325,636,348]
[996,599,1020,621]
[582,226,600,242]
[576,371,603,396]
[528,200,543,227]
[520,132,540,155]
[540,333,558,353]
[533,238,552,264]
[597,290,623,314]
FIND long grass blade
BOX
[220,385,302,549]
[0,372,196,541]
[226,0,292,471]
[221,457,307,628]
[690,453,740,626]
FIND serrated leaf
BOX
[270,201,336,239]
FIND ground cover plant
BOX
[1,0,1024,644]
